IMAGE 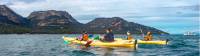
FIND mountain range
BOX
[0,5,169,34]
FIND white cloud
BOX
[3,0,198,17]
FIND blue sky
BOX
[0,0,199,34]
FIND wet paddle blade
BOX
[89,34,94,38]
[93,36,100,40]
[64,40,70,44]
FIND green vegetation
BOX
[31,26,78,34]
[0,24,31,34]
[0,24,169,34]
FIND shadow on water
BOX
[50,48,57,51]
[101,48,115,56]
[92,47,137,56]
[67,45,137,56]
[138,44,166,49]
[72,50,96,56]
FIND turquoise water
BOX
[0,34,199,56]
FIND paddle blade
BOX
[93,36,100,40]
[89,34,94,38]
[64,40,70,44]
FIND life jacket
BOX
[104,33,114,42]
[82,34,89,41]
[148,35,152,41]
[144,36,148,41]
[144,35,152,41]
[127,35,133,40]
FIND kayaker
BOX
[144,31,153,41]
[101,28,114,42]
[127,31,133,40]
[81,31,89,41]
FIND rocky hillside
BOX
[0,5,31,34]
[27,10,83,33]
[0,5,168,34]
[28,10,80,26]
[0,5,29,26]
[85,17,168,34]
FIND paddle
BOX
[83,35,99,48]
[133,39,138,50]
[63,36,71,44]
[140,28,145,38]
[93,35,100,40]
[84,41,93,48]
[64,40,70,44]
[166,39,169,45]
[89,34,94,38]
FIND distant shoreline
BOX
[0,33,170,35]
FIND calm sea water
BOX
[0,34,199,56]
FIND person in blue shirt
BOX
[101,28,114,42]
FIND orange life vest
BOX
[127,35,133,40]
[144,35,152,41]
[82,34,89,41]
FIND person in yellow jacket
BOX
[127,31,134,40]
[144,31,153,41]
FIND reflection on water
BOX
[96,48,135,56]
[68,43,137,56]
[75,46,136,56]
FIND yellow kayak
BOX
[113,38,168,45]
[62,36,137,48]
[137,39,169,45]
